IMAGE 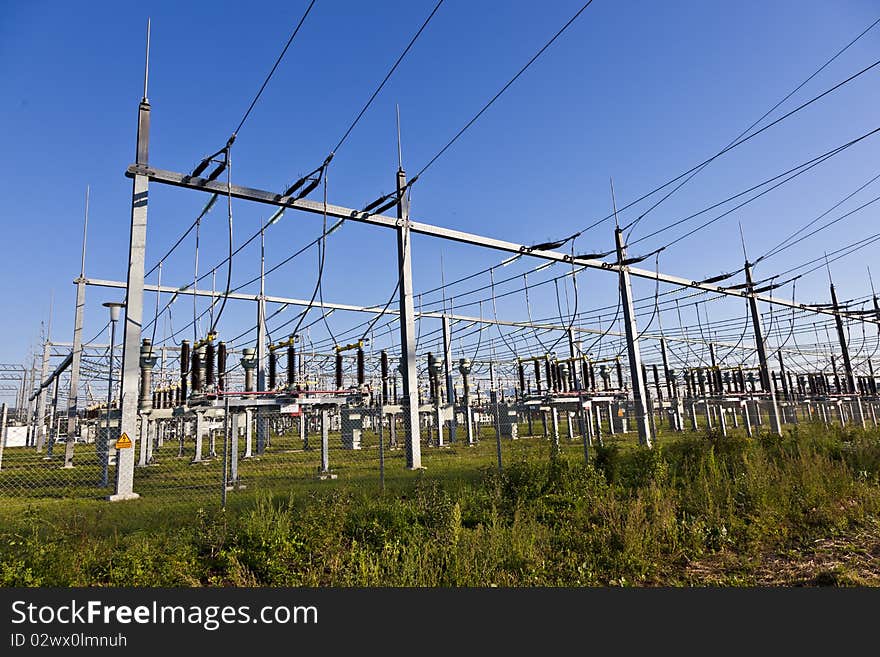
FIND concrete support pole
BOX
[145,419,155,464]
[193,411,205,463]
[581,398,592,441]
[742,401,753,437]
[244,408,253,458]
[830,282,856,394]
[45,375,60,459]
[230,412,240,487]
[177,418,185,457]
[396,167,422,469]
[255,303,268,456]
[137,340,156,467]
[65,279,87,468]
[745,261,781,436]
[0,403,6,471]
[111,86,151,501]
[390,412,398,448]
[35,340,50,452]
[320,409,331,475]
[209,420,217,458]
[615,228,652,447]
[64,188,89,468]
[550,406,560,453]
[462,368,475,446]
[26,357,37,446]
[855,398,867,430]
[442,315,457,442]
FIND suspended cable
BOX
[623,14,880,238]
[577,56,880,238]
[331,0,444,155]
[638,126,880,250]
[232,0,317,139]
[412,0,597,181]
[209,145,234,334]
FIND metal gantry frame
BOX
[17,27,880,502]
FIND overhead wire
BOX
[411,0,597,182]
[623,14,880,239]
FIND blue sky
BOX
[1,0,879,377]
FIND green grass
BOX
[1,419,879,586]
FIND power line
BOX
[412,0,597,181]
[331,0,445,156]
[648,127,880,252]
[629,126,880,247]
[232,0,317,139]
[575,57,880,239]
[624,14,880,239]
[758,171,880,261]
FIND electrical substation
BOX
[4,4,880,508]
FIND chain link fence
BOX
[6,391,862,506]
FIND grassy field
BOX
[1,419,879,586]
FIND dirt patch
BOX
[683,519,880,586]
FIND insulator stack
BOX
[381,350,389,402]
[615,360,624,389]
[357,348,364,386]
[191,348,201,393]
[217,342,227,391]
[427,352,436,401]
[652,364,663,401]
[268,351,277,390]
[518,363,526,394]
[335,353,343,389]
[287,344,295,388]
[180,340,190,400]
[534,360,542,394]
[205,341,215,388]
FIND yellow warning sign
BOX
[115,433,133,449]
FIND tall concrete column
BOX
[35,339,50,452]
[65,188,89,468]
[614,228,652,446]
[45,376,60,459]
[0,403,7,471]
[111,68,151,501]
[442,315,457,442]
[26,356,37,446]
[830,282,855,394]
[745,261,781,436]
[396,167,422,468]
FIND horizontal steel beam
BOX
[83,277,826,358]
[29,352,73,401]
[127,164,878,325]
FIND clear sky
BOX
[2,0,879,381]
